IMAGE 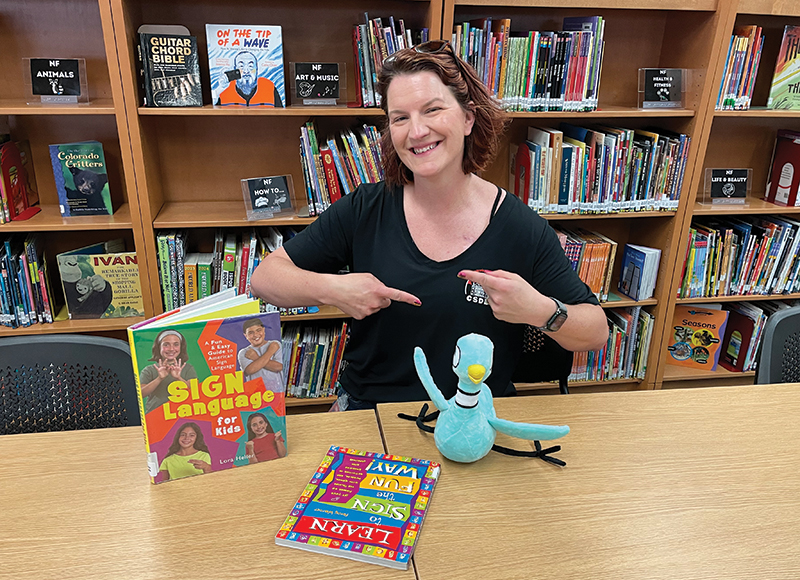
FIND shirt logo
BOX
[464,280,489,306]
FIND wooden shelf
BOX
[677,293,800,304]
[508,106,695,119]
[737,1,800,16]
[515,377,643,391]
[602,292,657,308]
[286,396,336,408]
[0,204,133,231]
[0,98,116,115]
[544,210,676,220]
[714,108,800,118]
[280,305,347,322]
[0,313,145,337]
[154,201,316,228]
[452,0,716,10]
[662,364,755,382]
[139,105,384,117]
[693,197,800,215]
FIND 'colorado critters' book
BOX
[276,446,440,570]
[128,297,287,483]
[49,141,112,216]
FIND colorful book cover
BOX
[48,141,112,216]
[128,305,286,484]
[666,305,729,370]
[765,130,800,206]
[767,25,800,110]
[56,240,145,319]
[206,24,285,107]
[276,446,440,570]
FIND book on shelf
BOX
[767,25,800,110]
[0,140,41,222]
[618,244,660,301]
[453,16,604,112]
[282,320,349,399]
[56,239,145,320]
[275,446,440,570]
[719,303,767,373]
[128,294,287,484]
[716,25,764,111]
[48,141,112,217]
[206,24,285,107]
[666,305,729,371]
[137,25,202,107]
[0,234,56,328]
[765,130,800,207]
[552,227,616,302]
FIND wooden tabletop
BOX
[0,411,413,580]
[377,385,800,580]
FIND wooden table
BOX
[378,385,800,580]
[0,411,412,580]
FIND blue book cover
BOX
[618,244,646,300]
[48,141,112,217]
[206,24,285,107]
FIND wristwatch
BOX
[540,297,568,332]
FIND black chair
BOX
[755,306,800,384]
[512,325,574,395]
[0,335,140,435]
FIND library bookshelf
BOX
[7,0,791,408]
[659,0,800,389]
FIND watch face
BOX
[549,310,568,332]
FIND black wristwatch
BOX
[540,297,568,332]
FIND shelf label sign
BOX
[708,168,749,205]
[294,62,339,105]
[241,175,295,220]
[640,68,684,109]
[30,58,82,102]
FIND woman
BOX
[250,41,608,409]
[139,329,198,414]
[244,412,286,463]
[158,422,212,481]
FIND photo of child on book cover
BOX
[130,312,286,483]
[206,24,285,107]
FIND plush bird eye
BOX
[452,346,461,368]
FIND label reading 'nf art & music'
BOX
[293,63,340,105]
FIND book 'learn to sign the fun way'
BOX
[276,446,440,569]
[128,290,286,483]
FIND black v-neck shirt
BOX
[284,182,597,403]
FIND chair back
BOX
[0,335,140,434]
[512,326,573,394]
[755,306,800,384]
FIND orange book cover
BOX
[666,305,729,370]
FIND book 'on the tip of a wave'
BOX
[128,291,287,484]
[275,446,440,570]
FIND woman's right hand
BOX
[327,273,421,320]
[155,359,170,379]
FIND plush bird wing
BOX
[413,347,450,412]
[488,416,569,441]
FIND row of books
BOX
[353,14,429,108]
[281,320,349,399]
[0,235,53,328]
[299,123,382,216]
[678,215,800,299]
[716,25,764,111]
[453,16,605,112]
[570,306,654,382]
[511,124,690,215]
[156,228,316,315]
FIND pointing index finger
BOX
[385,286,422,307]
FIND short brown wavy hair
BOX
[377,43,509,188]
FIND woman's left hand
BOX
[458,269,553,327]
[169,358,186,379]
[274,431,285,444]
[188,459,211,472]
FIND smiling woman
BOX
[249,41,608,410]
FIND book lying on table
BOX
[276,446,440,570]
[128,291,287,483]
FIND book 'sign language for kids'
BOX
[276,446,440,569]
[128,290,287,483]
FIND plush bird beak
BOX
[467,364,486,384]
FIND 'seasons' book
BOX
[128,293,287,484]
[276,446,440,570]
[49,141,112,216]
[206,24,285,107]
[137,24,202,107]
[768,25,800,110]
[56,239,145,319]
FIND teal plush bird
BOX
[413,333,570,464]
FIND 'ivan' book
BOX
[49,141,112,216]
[128,293,287,483]
[137,25,202,107]
[56,239,145,320]
[276,446,440,569]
